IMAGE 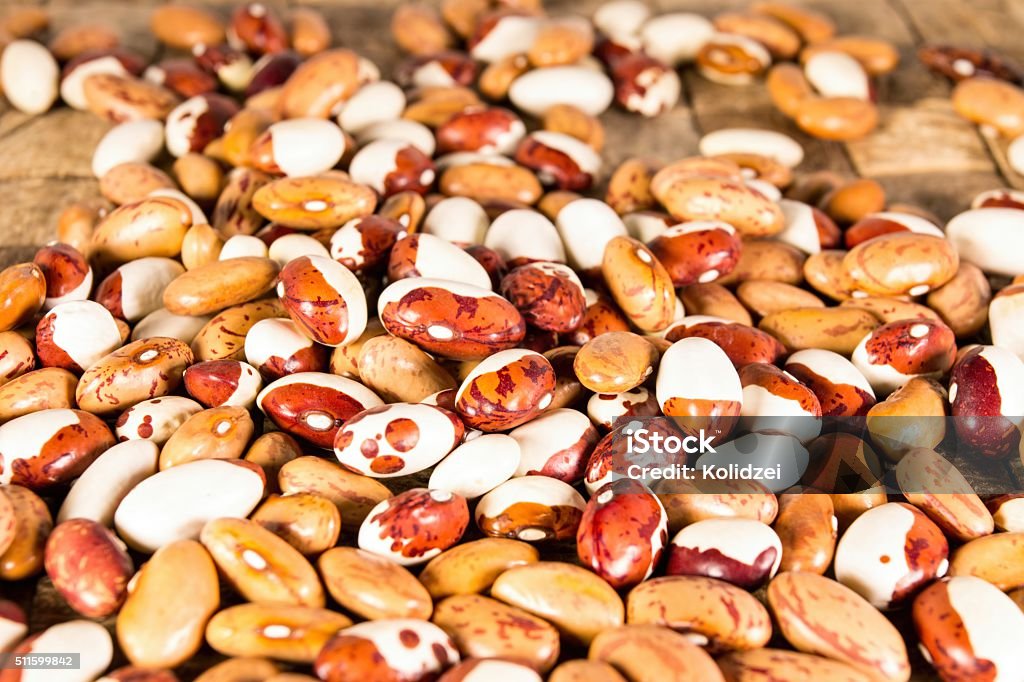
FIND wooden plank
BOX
[894,0,1024,189]
[46,0,163,60]
[0,178,100,268]
[0,109,108,181]
[683,71,858,176]
[846,98,994,177]
[872,171,1002,222]
[897,0,1024,63]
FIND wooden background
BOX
[2,0,1024,679]
[1,0,1023,271]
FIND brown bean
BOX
[679,283,753,325]
[440,163,543,205]
[91,196,192,263]
[117,540,220,668]
[192,299,288,362]
[280,48,362,119]
[866,378,947,461]
[926,262,991,337]
[205,604,351,663]
[953,78,1024,137]
[433,594,560,672]
[290,8,331,57]
[100,162,176,206]
[549,660,626,682]
[589,625,725,682]
[543,104,605,151]
[278,456,392,525]
[391,5,452,56]
[759,307,878,354]
[736,280,824,317]
[0,368,79,422]
[419,538,539,600]
[718,649,876,682]
[767,572,910,682]
[158,406,254,469]
[250,493,340,556]
[356,334,456,403]
[76,337,194,416]
[173,154,223,203]
[627,576,772,652]
[774,490,837,574]
[253,175,378,230]
[491,561,624,645]
[319,547,431,620]
[948,532,1024,591]
[802,36,900,76]
[0,485,51,580]
[200,517,324,607]
[163,257,279,316]
[796,97,879,141]
[83,74,180,122]
[150,5,225,50]
[0,263,45,332]
[717,240,806,286]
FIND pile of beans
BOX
[0,0,1023,680]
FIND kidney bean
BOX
[207,603,350,664]
[851,319,956,396]
[948,345,1024,458]
[768,572,911,681]
[591,625,725,682]
[44,518,132,618]
[117,540,219,668]
[574,332,658,394]
[358,488,468,567]
[454,348,554,431]
[834,502,949,609]
[718,649,876,682]
[627,575,772,653]
[334,403,463,478]
[913,576,1024,682]
[150,5,224,50]
[665,518,782,589]
[475,476,585,543]
[577,479,667,589]
[948,532,1024,591]
[0,485,52,580]
[319,546,431,620]
[433,594,559,672]
[315,619,459,682]
[378,278,526,360]
[0,407,114,489]
[35,300,122,373]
